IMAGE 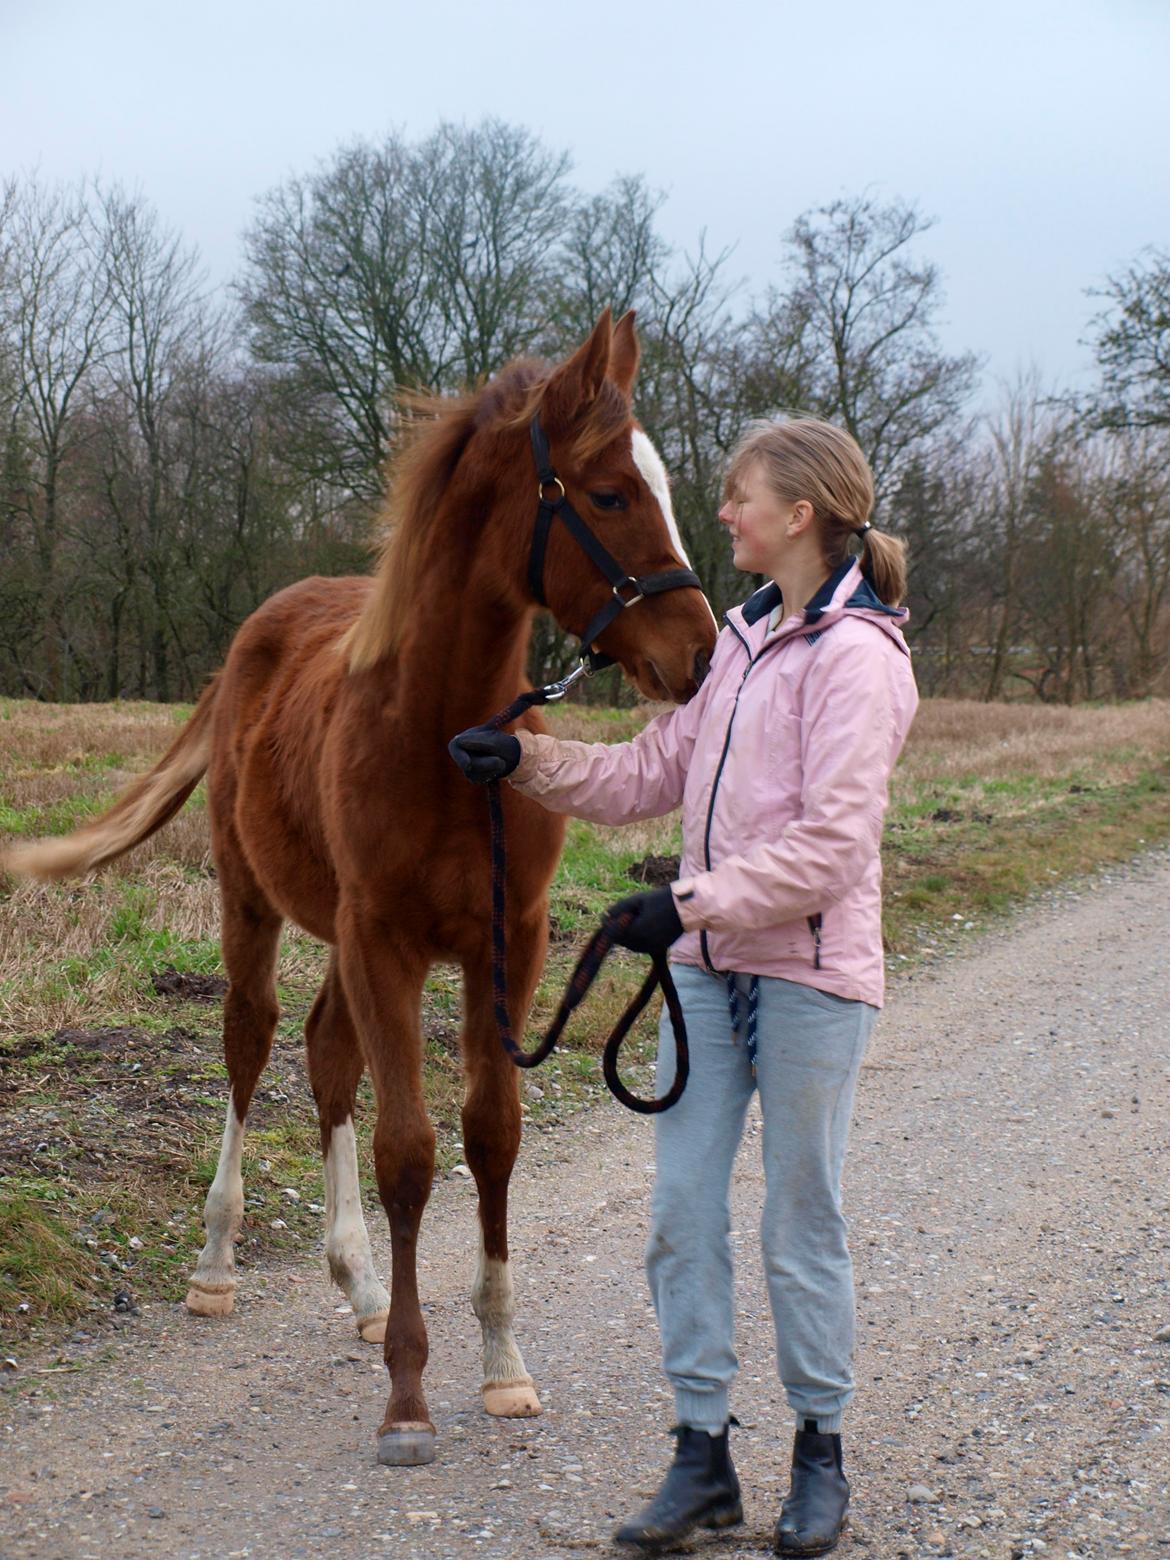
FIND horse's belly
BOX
[213,743,339,944]
[241,819,339,944]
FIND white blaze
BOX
[630,428,691,565]
[630,429,718,630]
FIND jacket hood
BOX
[728,558,911,656]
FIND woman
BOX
[451,417,919,1556]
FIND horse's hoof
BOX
[357,1312,388,1344]
[483,1379,542,1417]
[185,1281,235,1317]
[377,1422,436,1466]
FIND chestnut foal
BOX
[7,311,716,1465]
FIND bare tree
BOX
[1,176,113,697]
[412,119,570,382]
[93,187,217,698]
[755,195,979,505]
[553,175,672,339]
[1017,441,1118,702]
[979,372,1053,700]
[1102,429,1170,694]
[1088,248,1170,431]
[889,439,982,694]
[239,120,572,499]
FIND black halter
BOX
[526,416,703,671]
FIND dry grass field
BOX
[2,693,1168,1344]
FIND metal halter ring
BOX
[538,476,566,503]
[612,576,645,608]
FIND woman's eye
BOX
[588,491,627,512]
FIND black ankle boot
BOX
[773,1422,849,1557]
[615,1423,743,1551]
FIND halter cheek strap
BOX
[527,417,703,672]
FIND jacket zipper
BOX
[698,613,827,978]
[700,619,754,973]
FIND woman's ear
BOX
[789,499,816,536]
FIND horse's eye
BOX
[588,491,627,512]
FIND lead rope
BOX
[726,973,760,1070]
[481,673,689,1115]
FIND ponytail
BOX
[854,524,908,608]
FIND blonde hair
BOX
[725,417,908,606]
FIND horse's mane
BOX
[345,357,633,673]
[345,389,481,672]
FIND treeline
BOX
[1,121,1168,704]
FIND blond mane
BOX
[344,393,479,672]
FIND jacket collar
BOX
[741,556,894,627]
[740,580,782,626]
[732,559,910,650]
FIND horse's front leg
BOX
[461,904,547,1419]
[337,910,436,1466]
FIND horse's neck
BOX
[387,588,535,735]
[354,463,538,731]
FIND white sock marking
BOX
[324,1118,389,1321]
[192,1095,245,1285]
[472,1238,529,1386]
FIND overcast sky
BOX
[3,0,1167,399]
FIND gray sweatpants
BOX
[647,964,876,1435]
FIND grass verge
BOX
[2,694,1168,1353]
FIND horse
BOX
[5,309,717,1466]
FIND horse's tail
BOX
[3,675,221,882]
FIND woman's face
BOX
[717,460,797,577]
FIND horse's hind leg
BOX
[186,872,282,1318]
[460,910,546,1419]
[305,959,390,1343]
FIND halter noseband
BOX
[526,416,703,672]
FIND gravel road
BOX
[3,849,1169,1560]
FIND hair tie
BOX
[857,520,873,537]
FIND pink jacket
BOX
[511,559,919,1006]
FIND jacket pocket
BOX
[807,911,823,970]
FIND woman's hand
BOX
[448,725,522,783]
[604,887,684,955]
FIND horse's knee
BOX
[461,1121,520,1183]
[461,1079,521,1175]
[373,1115,435,1217]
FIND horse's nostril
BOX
[693,649,711,687]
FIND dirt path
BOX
[3,850,1170,1560]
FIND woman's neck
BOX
[771,559,834,623]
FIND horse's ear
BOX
[542,309,614,429]
[609,310,640,397]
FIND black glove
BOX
[448,724,522,783]
[604,887,684,956]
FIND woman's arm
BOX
[509,639,723,826]
[673,635,916,932]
